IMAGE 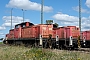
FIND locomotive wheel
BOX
[3,40,6,44]
[45,42,48,48]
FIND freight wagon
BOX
[3,22,80,49]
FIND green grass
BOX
[0,45,90,60]
[0,42,3,44]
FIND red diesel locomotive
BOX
[4,22,88,49]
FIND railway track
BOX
[2,42,90,53]
[76,48,90,52]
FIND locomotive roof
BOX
[15,22,34,26]
[10,29,14,31]
[38,24,57,27]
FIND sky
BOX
[0,0,90,38]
